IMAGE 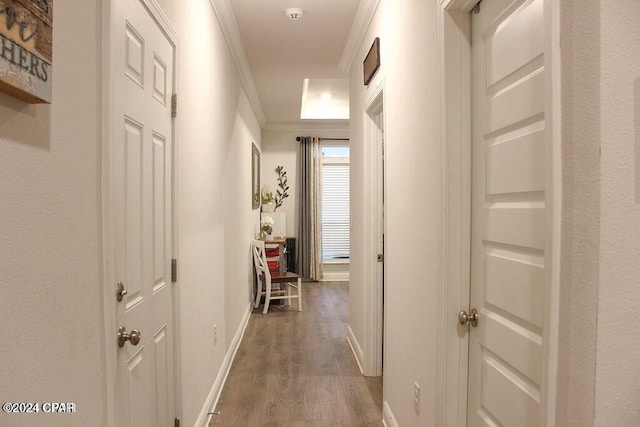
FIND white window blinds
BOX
[321,150,350,261]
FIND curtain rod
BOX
[296,137,350,142]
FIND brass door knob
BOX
[458,308,479,327]
[118,326,141,347]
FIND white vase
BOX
[268,211,286,238]
[262,202,274,212]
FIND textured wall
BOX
[348,0,386,389]
[595,1,640,425]
[0,1,105,426]
[222,90,262,353]
[556,0,600,425]
[350,0,443,424]
[379,2,442,424]
[154,0,262,424]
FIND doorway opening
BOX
[102,0,181,424]
[361,83,385,380]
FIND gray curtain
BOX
[297,136,323,280]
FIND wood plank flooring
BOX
[210,281,383,426]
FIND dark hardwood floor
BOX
[210,281,383,426]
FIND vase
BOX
[268,211,286,239]
[260,229,273,240]
[262,202,274,212]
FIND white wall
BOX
[349,0,443,424]
[221,90,261,350]
[595,1,640,424]
[0,1,105,426]
[557,2,640,425]
[0,0,261,425]
[556,0,600,424]
[4,2,639,426]
[349,1,629,425]
[155,0,261,424]
[261,128,349,239]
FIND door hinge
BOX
[473,0,483,14]
[171,259,177,283]
[174,418,181,427]
[171,93,178,118]
[377,254,384,262]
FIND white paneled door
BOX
[112,1,175,426]
[468,0,547,425]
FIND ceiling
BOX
[229,0,361,127]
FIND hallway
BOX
[211,282,382,426]
[2,1,640,425]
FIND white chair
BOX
[251,239,302,314]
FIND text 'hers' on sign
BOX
[0,0,52,103]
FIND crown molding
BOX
[439,0,479,12]
[263,121,350,132]
[209,0,266,126]
[338,0,381,72]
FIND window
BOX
[321,145,350,261]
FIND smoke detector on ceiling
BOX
[285,8,303,20]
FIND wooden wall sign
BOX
[0,0,53,103]
[363,37,380,86]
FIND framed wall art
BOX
[363,37,380,86]
[252,143,260,209]
[0,0,53,103]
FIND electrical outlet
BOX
[213,324,218,345]
[413,382,420,415]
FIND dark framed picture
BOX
[363,37,380,86]
[252,143,260,209]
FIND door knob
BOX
[458,308,479,327]
[118,326,141,347]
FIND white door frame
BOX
[101,1,181,425]
[360,81,385,377]
[437,0,561,425]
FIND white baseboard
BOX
[320,275,349,282]
[322,263,349,281]
[195,303,252,427]
[382,401,399,427]
[346,325,364,375]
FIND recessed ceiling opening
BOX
[300,78,350,120]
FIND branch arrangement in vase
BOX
[274,165,289,211]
